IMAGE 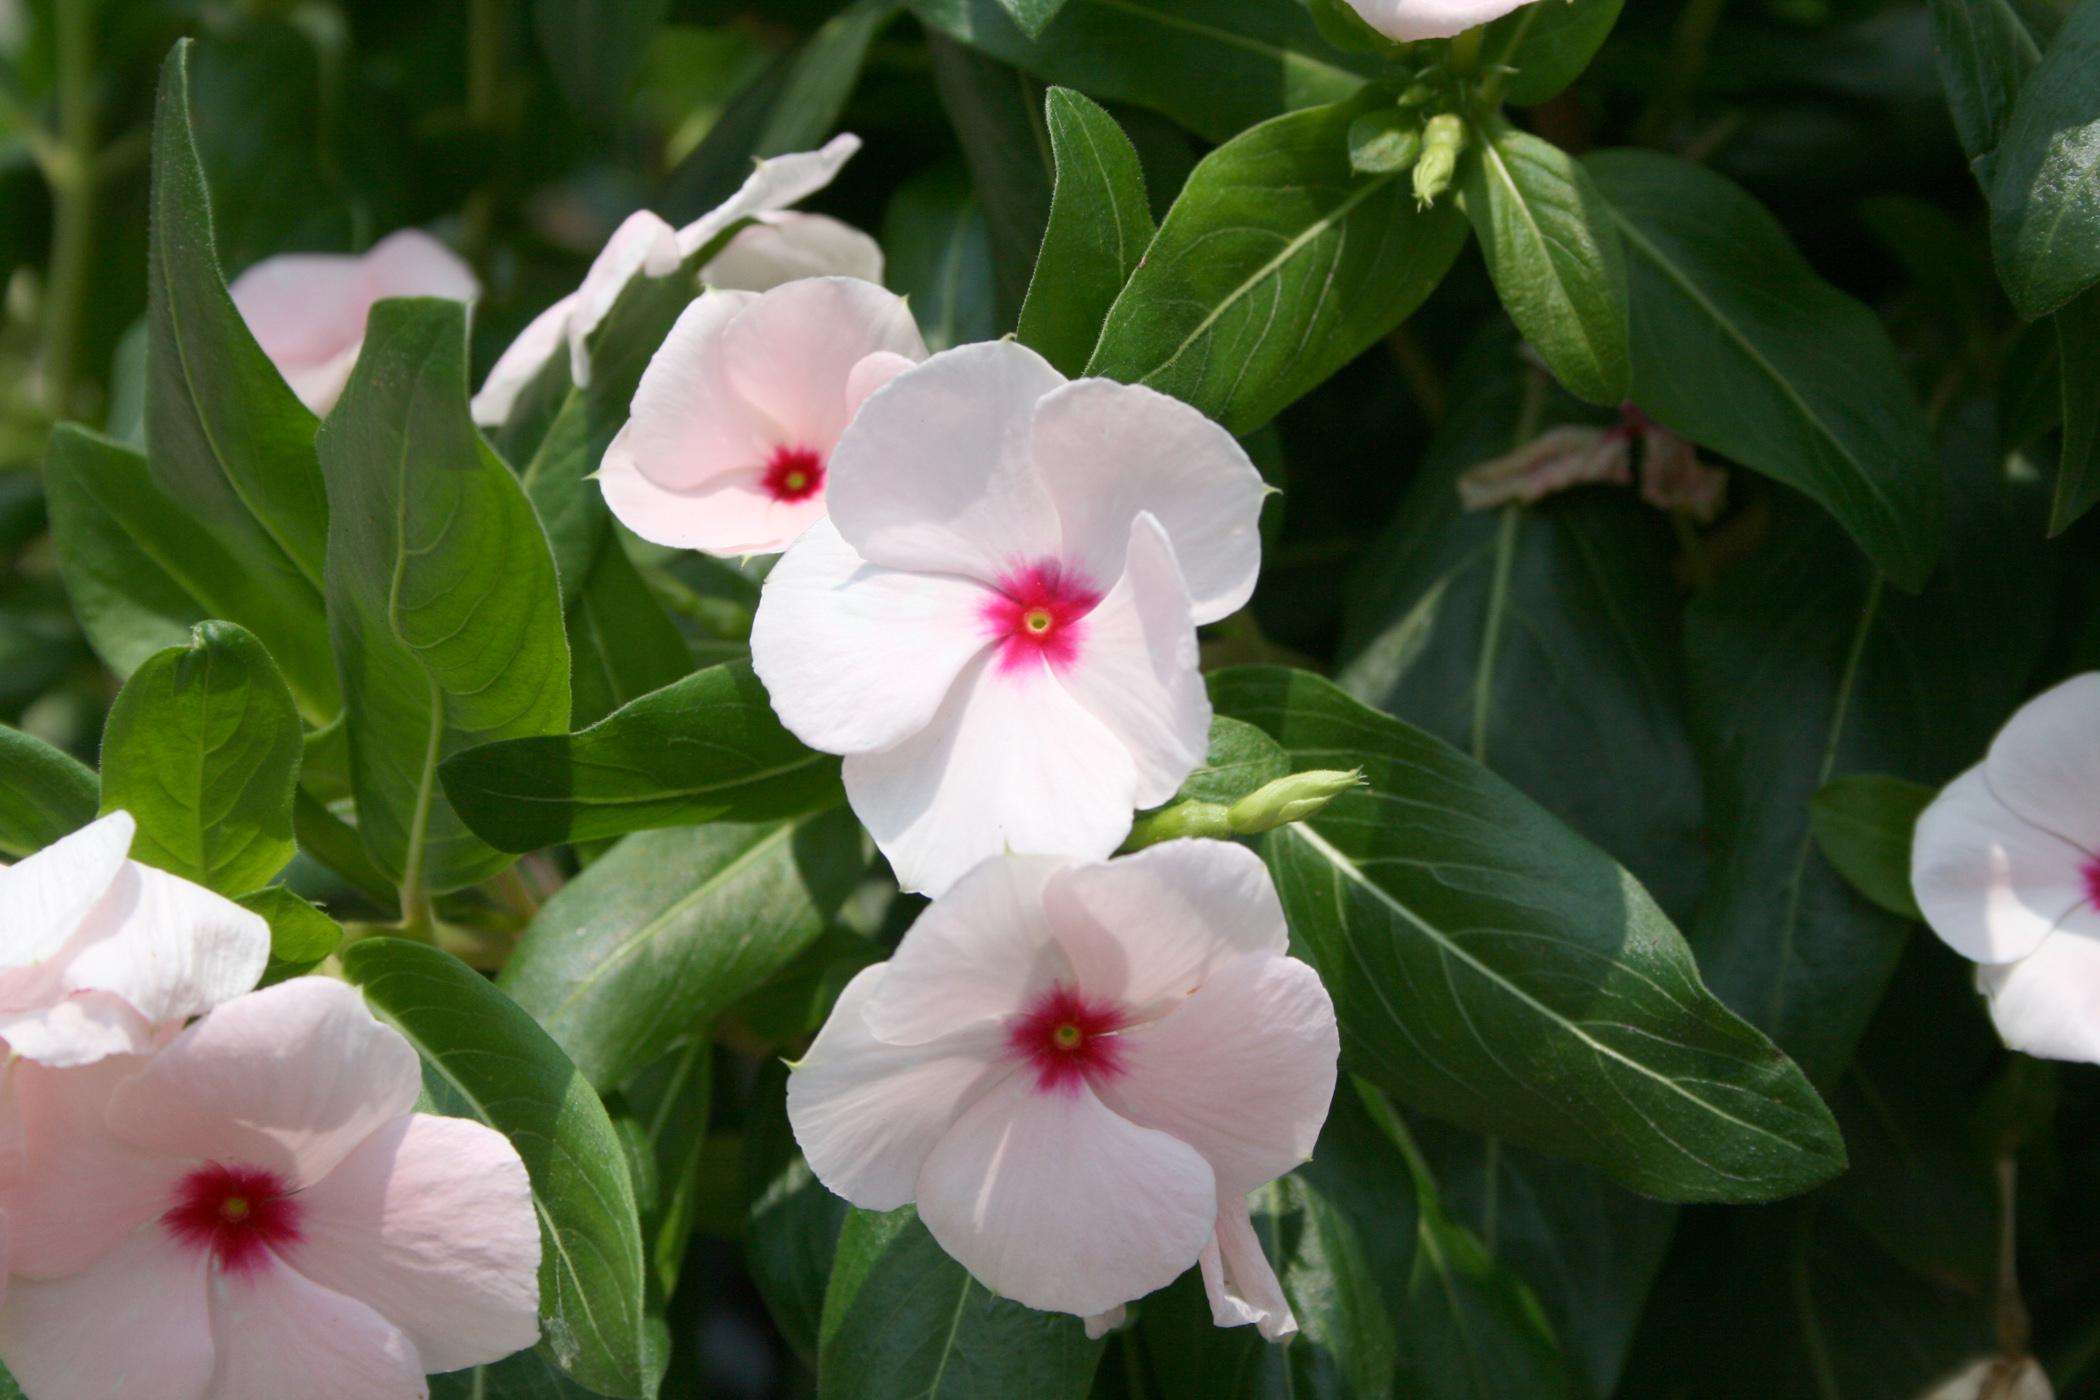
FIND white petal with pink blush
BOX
[0,811,269,1068]
[1912,673,2100,1063]
[230,229,478,417]
[786,841,1338,1335]
[472,134,870,427]
[1342,0,1540,41]
[751,340,1266,894]
[0,977,541,1399]
[599,277,927,557]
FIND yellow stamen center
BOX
[1052,1022,1083,1050]
[783,470,808,492]
[220,1196,251,1223]
[1024,607,1055,634]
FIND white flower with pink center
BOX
[0,811,267,1068]
[1913,673,2100,1063]
[0,976,541,1400]
[471,135,878,428]
[1343,0,1541,41]
[231,229,478,417]
[598,277,927,556]
[750,340,1266,895]
[786,841,1338,1338]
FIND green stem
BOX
[40,0,99,419]
[461,0,508,268]
[1637,0,1730,147]
[397,883,436,943]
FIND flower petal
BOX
[599,424,820,556]
[1029,380,1266,624]
[359,229,479,305]
[1978,925,2100,1064]
[1199,1195,1297,1341]
[1053,514,1210,809]
[861,854,1074,1045]
[568,209,683,385]
[1043,839,1289,1018]
[1912,764,2091,965]
[787,966,1014,1211]
[843,650,1138,895]
[108,978,422,1188]
[207,1260,427,1400]
[5,1057,179,1279]
[1083,1306,1127,1340]
[718,277,927,453]
[1348,0,1540,42]
[618,289,772,489]
[0,990,154,1068]
[473,292,576,428]
[674,134,863,260]
[824,341,1066,584]
[1985,672,2100,853]
[290,1113,541,1373]
[0,810,134,972]
[1095,954,1337,1196]
[702,211,885,291]
[845,351,918,421]
[229,253,373,392]
[751,518,995,754]
[0,1226,215,1400]
[48,860,270,1030]
[915,1072,1217,1318]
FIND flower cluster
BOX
[0,814,542,1399]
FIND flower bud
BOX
[1122,800,1234,851]
[1227,770,1366,835]
[1412,114,1467,207]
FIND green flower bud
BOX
[1347,110,1424,176]
[1226,770,1366,835]
[1412,113,1468,207]
[1121,800,1233,851]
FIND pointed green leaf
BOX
[531,0,671,127]
[318,298,571,895]
[1810,774,1933,922]
[1988,0,2100,317]
[1926,0,2044,183]
[1463,123,1629,405]
[755,0,902,156]
[342,937,652,1398]
[1482,0,1625,106]
[1088,95,1469,434]
[1587,150,1942,588]
[240,886,344,983]
[0,724,97,859]
[99,621,301,895]
[2050,286,2100,532]
[1017,88,1154,375]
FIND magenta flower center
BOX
[761,445,826,503]
[2085,856,2100,910]
[982,561,1103,674]
[1007,982,1129,1094]
[163,1162,302,1275]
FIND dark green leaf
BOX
[754,0,901,156]
[2051,286,2100,532]
[1482,0,1625,106]
[1681,400,2053,1085]
[1588,149,1942,589]
[0,723,97,858]
[500,810,864,1089]
[99,621,300,895]
[613,1041,713,1298]
[1088,95,1468,435]
[995,0,1069,39]
[1462,123,1629,405]
[1988,0,2100,317]
[432,1348,620,1400]
[566,539,691,730]
[744,1061,853,1367]
[1809,774,1933,922]
[1172,716,1292,806]
[1926,0,2044,182]
[906,0,1377,143]
[145,44,333,650]
[882,164,998,352]
[1017,88,1153,375]
[240,885,344,983]
[442,661,840,853]
[927,38,1054,326]
[818,1206,1104,1400]
[533,0,672,126]
[1213,666,1846,1203]
[341,937,652,1398]
[318,298,571,895]
[44,424,339,719]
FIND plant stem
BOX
[461,0,508,268]
[1995,1154,2031,1358]
[40,0,100,420]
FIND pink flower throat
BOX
[163,1162,302,1275]
[1007,983,1129,1094]
[762,445,825,503]
[2085,856,2100,910]
[982,561,1102,674]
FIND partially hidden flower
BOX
[230,229,479,417]
[1456,407,1727,522]
[1344,0,1539,42]
[749,340,1267,895]
[1921,1356,2054,1400]
[471,136,877,427]
[0,811,267,1068]
[786,841,1338,1339]
[0,976,541,1399]
[1912,673,2100,1063]
[598,277,926,556]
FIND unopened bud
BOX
[1348,110,1424,176]
[1412,114,1467,207]
[1227,770,1365,835]
[1397,82,1437,108]
[1121,800,1233,851]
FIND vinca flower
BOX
[750,340,1266,894]
[230,229,478,416]
[0,977,541,1400]
[1343,0,1540,41]
[786,841,1338,1338]
[0,811,267,1068]
[471,136,877,427]
[1912,673,2100,1063]
[598,277,926,556]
